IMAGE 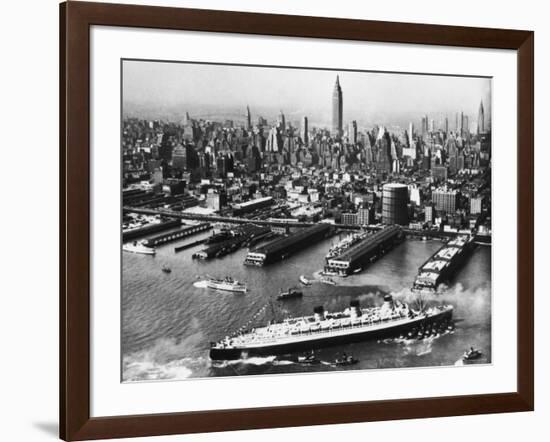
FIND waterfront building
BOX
[382,183,409,225]
[425,205,434,223]
[341,212,359,225]
[432,188,459,214]
[232,196,274,216]
[470,196,483,215]
[206,189,226,212]
[332,75,343,138]
[357,206,374,225]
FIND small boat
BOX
[297,352,319,364]
[277,288,303,300]
[299,275,312,286]
[123,241,156,255]
[332,355,359,366]
[462,347,482,361]
[320,277,336,286]
[161,265,171,273]
[352,267,362,274]
[204,275,247,293]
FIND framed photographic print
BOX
[60,1,534,440]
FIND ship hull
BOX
[210,309,452,360]
[206,282,246,293]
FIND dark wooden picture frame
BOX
[60,1,534,440]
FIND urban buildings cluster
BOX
[122,76,492,235]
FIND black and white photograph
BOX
[121,60,492,382]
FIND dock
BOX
[244,223,333,266]
[122,218,181,242]
[412,235,475,292]
[143,222,212,247]
[324,225,403,275]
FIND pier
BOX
[143,222,212,247]
[324,225,403,275]
[412,235,475,292]
[244,223,333,266]
[122,218,181,242]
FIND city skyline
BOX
[123,60,491,130]
[121,60,492,381]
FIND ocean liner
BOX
[209,294,453,360]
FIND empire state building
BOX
[332,75,343,138]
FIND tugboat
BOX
[210,295,454,360]
[123,240,156,255]
[277,287,303,301]
[296,351,319,365]
[299,275,312,286]
[204,275,247,293]
[462,347,482,361]
[332,353,359,366]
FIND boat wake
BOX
[122,333,206,382]
[210,356,296,369]
[123,358,194,382]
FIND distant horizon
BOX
[123,59,492,132]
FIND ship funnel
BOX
[382,294,394,312]
[313,305,325,321]
[349,300,362,318]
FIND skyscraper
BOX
[246,105,251,130]
[301,116,309,145]
[332,75,343,138]
[348,120,357,144]
[278,111,286,131]
[477,100,485,134]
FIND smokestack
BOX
[313,305,325,321]
[349,300,362,318]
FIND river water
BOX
[122,231,491,382]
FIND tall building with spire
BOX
[332,75,343,138]
[477,100,485,134]
[278,111,286,131]
[246,106,251,130]
[301,116,309,145]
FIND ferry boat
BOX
[299,275,312,286]
[122,241,156,255]
[277,288,303,301]
[204,275,247,293]
[209,295,454,360]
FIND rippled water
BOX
[122,231,491,382]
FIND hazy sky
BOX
[123,59,491,130]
